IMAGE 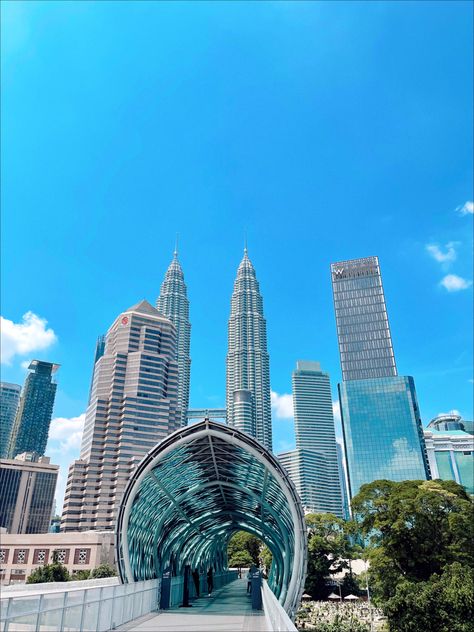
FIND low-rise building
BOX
[424,425,474,496]
[0,531,115,585]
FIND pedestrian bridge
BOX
[0,420,307,631]
[116,419,307,618]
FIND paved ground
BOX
[115,578,269,631]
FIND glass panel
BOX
[82,602,99,631]
[97,598,113,632]
[38,608,62,631]
[9,596,40,618]
[7,612,38,632]
[40,593,65,612]
[62,605,83,631]
[435,452,455,481]
[454,452,474,494]
[65,590,85,606]
[85,588,101,603]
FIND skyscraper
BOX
[277,362,343,517]
[7,361,59,459]
[226,248,272,450]
[61,300,179,532]
[0,383,21,458]
[0,452,58,534]
[156,247,191,428]
[293,361,343,516]
[331,256,397,381]
[331,257,430,499]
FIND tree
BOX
[304,513,351,600]
[351,479,474,631]
[260,545,273,574]
[228,550,253,570]
[27,550,70,584]
[351,479,474,601]
[71,570,91,581]
[227,531,261,566]
[89,563,117,579]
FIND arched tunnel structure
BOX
[115,419,307,616]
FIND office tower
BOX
[336,442,350,519]
[331,257,430,499]
[156,247,191,428]
[0,383,21,458]
[0,452,58,534]
[88,334,106,402]
[7,361,59,459]
[424,415,473,495]
[61,300,179,532]
[277,361,343,517]
[226,248,272,450]
[331,257,397,381]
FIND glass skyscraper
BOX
[331,256,397,381]
[7,361,59,459]
[156,248,191,428]
[226,248,272,450]
[292,361,343,516]
[0,383,21,458]
[331,257,430,499]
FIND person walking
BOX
[207,568,214,596]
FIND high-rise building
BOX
[61,300,179,532]
[277,361,344,517]
[331,257,430,499]
[336,442,350,519]
[7,361,59,459]
[0,383,21,458]
[226,248,272,450]
[156,248,191,428]
[0,452,58,534]
[88,334,106,402]
[331,257,397,381]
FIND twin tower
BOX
[158,246,272,450]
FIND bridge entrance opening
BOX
[115,419,307,616]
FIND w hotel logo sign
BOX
[333,267,344,278]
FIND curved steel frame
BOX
[115,420,307,615]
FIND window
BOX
[15,549,27,564]
[0,550,7,564]
[75,548,90,565]
[55,549,68,564]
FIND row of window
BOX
[0,547,91,565]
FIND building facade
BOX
[0,453,58,535]
[0,383,21,459]
[290,361,343,516]
[331,257,430,499]
[7,361,59,459]
[61,300,180,532]
[331,257,397,381]
[226,248,272,450]
[156,248,191,428]
[0,531,115,585]
[424,427,473,495]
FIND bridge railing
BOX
[262,580,298,632]
[0,578,160,632]
[169,570,238,607]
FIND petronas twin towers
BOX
[156,245,272,451]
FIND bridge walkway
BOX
[115,577,269,631]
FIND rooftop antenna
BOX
[174,233,179,258]
[244,229,248,255]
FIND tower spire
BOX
[174,233,179,258]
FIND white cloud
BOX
[456,201,474,216]
[48,413,86,452]
[440,274,473,292]
[271,390,293,419]
[276,439,295,453]
[1,311,57,365]
[425,242,458,263]
[332,400,341,424]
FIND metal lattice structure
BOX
[115,420,307,616]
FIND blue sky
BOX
[1,1,473,508]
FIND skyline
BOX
[1,0,473,508]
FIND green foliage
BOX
[228,551,253,569]
[71,570,91,581]
[260,545,273,572]
[227,531,261,566]
[305,621,370,632]
[351,479,474,601]
[27,551,70,584]
[304,513,351,600]
[351,479,474,631]
[384,563,474,632]
[89,563,117,579]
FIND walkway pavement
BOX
[115,578,269,631]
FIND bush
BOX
[89,563,117,579]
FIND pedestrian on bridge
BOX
[207,568,214,596]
